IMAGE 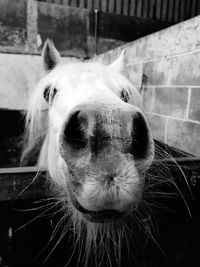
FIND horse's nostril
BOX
[131,112,150,160]
[63,110,87,150]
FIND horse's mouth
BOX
[69,190,125,223]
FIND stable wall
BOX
[0,0,171,57]
[0,0,171,110]
[0,54,78,110]
[94,15,200,156]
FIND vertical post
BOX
[94,8,98,55]
[27,0,38,53]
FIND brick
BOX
[166,118,200,156]
[189,88,200,122]
[142,58,171,86]
[170,52,200,86]
[124,63,142,87]
[152,87,188,118]
[114,16,200,64]
[143,87,154,112]
[145,112,166,142]
[95,16,200,73]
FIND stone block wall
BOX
[93,15,200,156]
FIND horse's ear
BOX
[42,39,61,72]
[107,49,126,73]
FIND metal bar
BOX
[0,169,49,201]
[123,0,129,15]
[79,0,85,8]
[0,166,41,174]
[136,0,142,17]
[179,0,185,21]
[173,0,180,23]
[161,0,168,21]
[0,154,200,202]
[168,0,174,22]
[94,9,98,55]
[87,0,94,10]
[108,0,114,13]
[129,0,136,16]
[1,155,200,175]
[101,0,107,12]
[153,157,200,164]
[94,0,100,9]
[156,0,161,20]
[184,0,191,19]
[191,0,197,17]
[62,0,70,5]
[148,0,155,18]
[70,0,77,7]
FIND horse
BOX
[21,39,155,266]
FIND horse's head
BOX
[25,39,154,224]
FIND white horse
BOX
[22,39,155,266]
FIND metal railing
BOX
[38,0,200,23]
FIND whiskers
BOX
[123,140,194,265]
[18,133,194,267]
[142,141,192,216]
[69,213,130,267]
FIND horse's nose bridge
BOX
[70,104,135,131]
[63,104,145,140]
[81,106,137,138]
[85,105,135,125]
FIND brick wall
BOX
[93,15,200,156]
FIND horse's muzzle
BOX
[59,103,153,163]
[59,103,154,219]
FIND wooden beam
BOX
[116,0,122,14]
[27,0,38,53]
[0,140,200,202]
[0,167,50,201]
[161,0,168,21]
[129,0,136,16]
[109,0,115,13]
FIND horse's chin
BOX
[82,210,125,223]
[69,188,126,223]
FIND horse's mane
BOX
[22,61,142,165]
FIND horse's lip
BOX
[69,189,125,223]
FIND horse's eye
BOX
[120,89,129,103]
[43,86,57,102]
[51,88,57,100]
